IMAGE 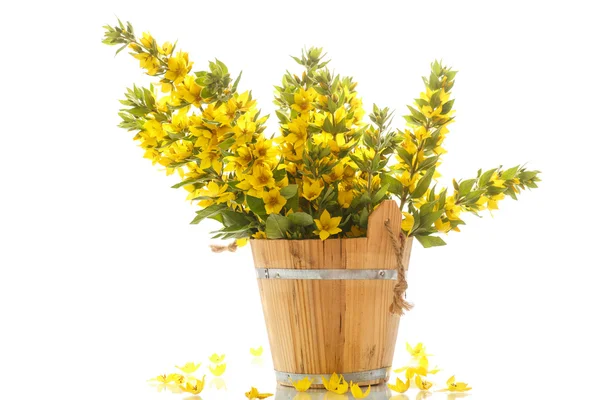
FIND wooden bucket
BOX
[250,200,413,387]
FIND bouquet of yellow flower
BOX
[102,20,540,248]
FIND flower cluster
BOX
[388,342,472,394]
[103,20,541,247]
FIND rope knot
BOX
[384,218,413,316]
[209,241,238,253]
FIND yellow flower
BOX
[253,231,267,239]
[337,189,354,208]
[414,126,431,141]
[209,353,226,364]
[291,87,317,114]
[333,377,349,394]
[487,193,505,210]
[236,238,249,247]
[165,51,192,85]
[286,117,309,145]
[407,342,431,358]
[388,377,410,393]
[323,164,344,184]
[150,373,184,384]
[180,375,205,394]
[398,170,418,191]
[434,218,451,233]
[421,104,442,118]
[321,372,342,392]
[209,363,226,376]
[133,52,160,75]
[248,165,275,190]
[250,346,263,357]
[415,375,433,390]
[314,210,342,240]
[350,382,370,398]
[252,136,277,162]
[262,188,287,214]
[158,41,173,55]
[444,196,462,220]
[245,386,273,399]
[289,376,313,392]
[196,181,231,204]
[347,225,365,238]
[439,375,472,392]
[401,212,414,232]
[198,149,223,174]
[302,179,324,201]
[401,131,418,154]
[395,356,440,379]
[175,362,201,374]
[140,32,154,48]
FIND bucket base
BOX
[275,367,390,387]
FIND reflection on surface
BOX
[415,391,432,400]
[251,356,265,367]
[149,382,183,394]
[275,384,472,399]
[209,377,227,390]
[275,383,392,399]
[446,394,470,399]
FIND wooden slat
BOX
[251,200,413,386]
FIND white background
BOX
[1,1,599,399]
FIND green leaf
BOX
[396,148,413,166]
[221,210,253,227]
[190,204,226,225]
[411,168,435,199]
[478,168,496,187]
[286,190,300,211]
[458,179,476,198]
[287,212,314,227]
[407,106,426,123]
[218,137,236,150]
[280,184,298,199]
[501,165,520,180]
[265,214,291,239]
[359,207,369,228]
[519,170,539,181]
[441,99,455,115]
[417,209,445,230]
[418,156,438,171]
[171,178,199,189]
[231,71,242,92]
[373,184,389,203]
[246,195,266,217]
[415,235,447,248]
[381,173,403,196]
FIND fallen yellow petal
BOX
[250,346,264,357]
[209,353,226,364]
[388,376,410,393]
[245,386,273,399]
[289,376,313,392]
[209,363,227,376]
[350,382,371,398]
[175,362,201,374]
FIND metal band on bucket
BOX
[275,367,390,384]
[255,268,398,280]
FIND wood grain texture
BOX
[250,200,413,386]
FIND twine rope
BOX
[209,241,238,253]
[384,219,413,316]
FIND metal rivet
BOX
[378,270,386,278]
[275,273,281,279]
